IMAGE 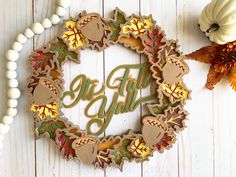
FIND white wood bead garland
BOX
[0,0,70,154]
[24,28,35,38]
[2,116,13,125]
[58,0,70,8]
[56,6,66,16]
[17,34,27,44]
[32,23,44,35]
[8,79,19,88]
[50,14,61,25]
[6,108,17,117]
[6,70,17,79]
[7,62,17,71]
[6,50,19,61]
[8,99,18,108]
[42,18,52,29]
[12,42,23,52]
[0,123,10,134]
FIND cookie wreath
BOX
[27,8,191,170]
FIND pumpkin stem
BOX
[207,24,219,33]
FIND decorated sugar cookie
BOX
[26,8,191,170]
[72,136,98,165]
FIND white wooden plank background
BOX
[0,0,236,177]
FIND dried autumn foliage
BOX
[186,41,236,90]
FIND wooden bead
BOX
[50,15,60,25]
[2,116,13,125]
[32,22,44,34]
[7,61,17,71]
[8,99,18,108]
[8,79,19,88]
[12,42,23,52]
[57,0,70,8]
[0,123,10,135]
[24,28,34,38]
[5,50,19,61]
[17,34,27,44]
[7,108,17,117]
[8,88,21,99]
[56,6,66,16]
[6,70,17,79]
[0,135,4,142]
[41,18,52,29]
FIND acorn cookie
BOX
[142,116,168,147]
[72,136,98,165]
[76,13,106,42]
[162,56,189,85]
[33,77,61,105]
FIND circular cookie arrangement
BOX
[27,8,191,170]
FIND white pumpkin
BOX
[199,0,236,44]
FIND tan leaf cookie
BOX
[33,77,61,105]
[72,136,98,165]
[162,56,189,85]
[142,116,167,147]
[76,13,105,42]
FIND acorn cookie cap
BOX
[142,116,167,130]
[76,13,100,29]
[40,78,60,96]
[167,55,189,73]
[72,136,97,148]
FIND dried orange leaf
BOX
[229,67,236,91]
[185,45,217,63]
